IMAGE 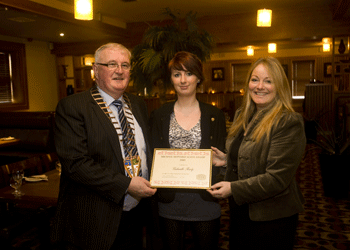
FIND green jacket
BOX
[225,108,306,221]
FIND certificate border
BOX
[150,148,213,189]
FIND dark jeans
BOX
[160,216,220,250]
[229,203,298,250]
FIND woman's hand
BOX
[207,181,232,199]
[211,146,227,167]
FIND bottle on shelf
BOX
[67,85,74,96]
[338,39,346,54]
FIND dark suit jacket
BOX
[150,101,226,202]
[51,87,152,250]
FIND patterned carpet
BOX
[218,144,350,250]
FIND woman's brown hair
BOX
[168,51,204,84]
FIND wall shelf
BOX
[57,56,94,99]
[332,35,350,92]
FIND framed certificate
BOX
[150,148,212,189]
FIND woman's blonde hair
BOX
[228,57,294,141]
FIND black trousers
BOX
[110,204,145,250]
[229,203,298,250]
[159,216,221,250]
[53,202,149,250]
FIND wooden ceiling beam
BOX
[51,39,136,56]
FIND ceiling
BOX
[88,0,338,22]
[0,0,349,52]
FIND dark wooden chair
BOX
[40,152,59,173]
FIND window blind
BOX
[0,52,12,103]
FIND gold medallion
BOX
[124,156,141,177]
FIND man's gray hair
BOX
[94,43,131,62]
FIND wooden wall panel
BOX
[304,84,333,127]
[203,56,334,93]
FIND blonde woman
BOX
[208,57,306,250]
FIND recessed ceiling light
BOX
[60,33,65,37]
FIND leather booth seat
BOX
[0,112,56,164]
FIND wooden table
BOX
[0,169,60,248]
[0,169,60,207]
[0,138,21,148]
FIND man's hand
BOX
[127,176,157,200]
[207,181,232,199]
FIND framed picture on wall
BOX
[324,62,332,77]
[212,67,225,81]
[335,64,341,75]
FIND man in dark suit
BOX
[51,43,157,250]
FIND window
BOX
[0,40,28,110]
[0,52,12,103]
[232,63,250,92]
[292,60,315,99]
